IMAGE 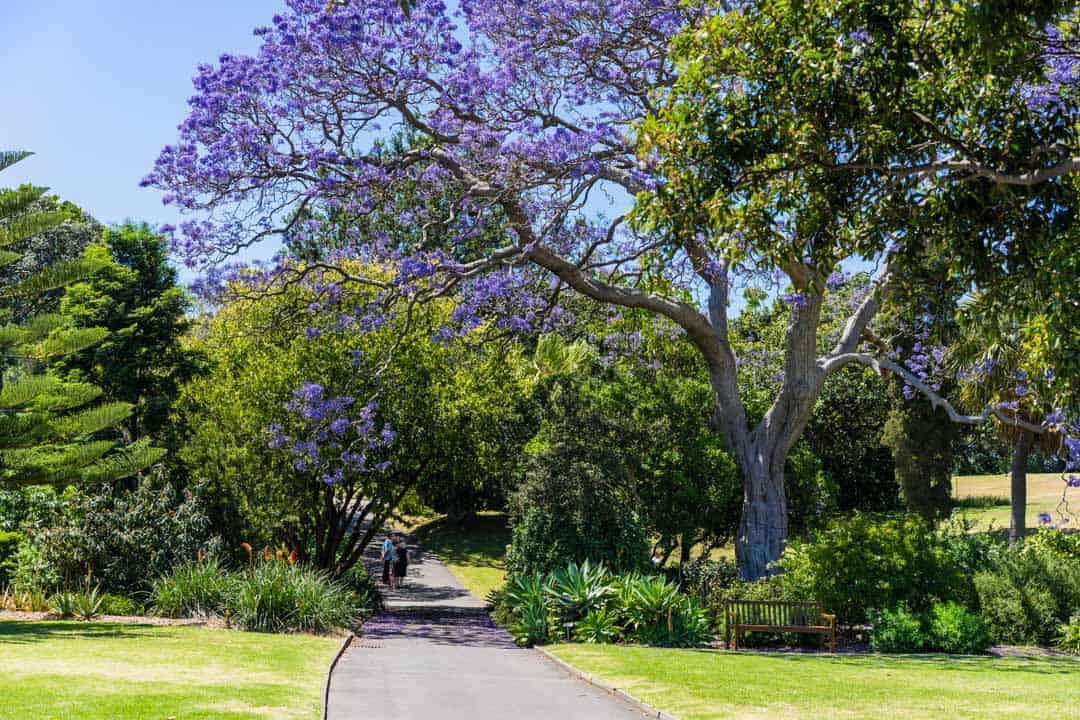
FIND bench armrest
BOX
[819,613,836,627]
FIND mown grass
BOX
[0,621,339,720]
[952,472,1070,530]
[410,512,511,599]
[549,644,1080,720]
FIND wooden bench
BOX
[724,599,836,652]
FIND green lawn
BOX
[0,621,340,720]
[411,512,510,599]
[953,472,1067,530]
[549,644,1080,720]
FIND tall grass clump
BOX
[151,557,234,618]
[231,560,357,633]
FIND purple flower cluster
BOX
[270,381,395,485]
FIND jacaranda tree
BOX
[147,0,1080,577]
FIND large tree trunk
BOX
[1009,431,1034,544]
[734,449,788,579]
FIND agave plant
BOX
[509,598,552,647]
[574,606,624,644]
[549,560,614,622]
[504,573,551,613]
[627,575,681,629]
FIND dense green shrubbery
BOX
[928,602,992,654]
[150,557,364,633]
[151,558,235,618]
[1055,613,1080,654]
[0,530,22,588]
[32,473,216,595]
[505,507,650,576]
[780,514,967,625]
[1023,528,1080,561]
[869,605,926,653]
[974,543,1080,645]
[499,561,711,648]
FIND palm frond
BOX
[0,249,24,267]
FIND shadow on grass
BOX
[411,513,510,570]
[0,621,161,644]
[687,647,1080,676]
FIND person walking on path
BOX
[381,534,394,585]
[391,535,409,589]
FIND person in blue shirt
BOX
[381,534,394,585]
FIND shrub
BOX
[509,597,552,647]
[339,563,383,614]
[151,558,234,618]
[9,541,61,595]
[548,560,613,623]
[574,607,624,644]
[0,530,22,588]
[99,594,142,617]
[51,591,77,618]
[73,584,105,621]
[506,507,650,576]
[1023,528,1080,561]
[869,605,926,653]
[34,472,216,596]
[780,514,965,625]
[928,602,991,654]
[0,485,63,532]
[230,560,358,634]
[1055,613,1080,654]
[974,544,1080,644]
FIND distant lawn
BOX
[0,621,339,720]
[411,512,510,599]
[953,472,1068,530]
[549,644,1080,720]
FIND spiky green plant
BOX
[0,152,165,484]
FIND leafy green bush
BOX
[1023,528,1080,561]
[9,541,61,595]
[99,594,142,617]
[151,558,234,618]
[928,602,991,654]
[869,605,926,653]
[506,507,650,576]
[780,514,965,625]
[975,544,1080,644]
[230,560,357,634]
[0,485,63,532]
[1055,613,1080,654]
[34,472,216,595]
[0,530,22,588]
[339,563,383,614]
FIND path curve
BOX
[326,531,647,720]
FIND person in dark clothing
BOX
[380,534,394,584]
[391,537,409,588]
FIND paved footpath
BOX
[327,531,647,720]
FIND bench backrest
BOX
[725,600,824,627]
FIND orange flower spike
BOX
[263,546,271,562]
[197,549,204,563]
[288,550,297,565]
[276,549,284,561]
[240,542,252,554]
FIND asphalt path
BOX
[326,531,647,720]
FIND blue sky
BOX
[1,1,283,263]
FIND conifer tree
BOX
[0,151,165,485]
